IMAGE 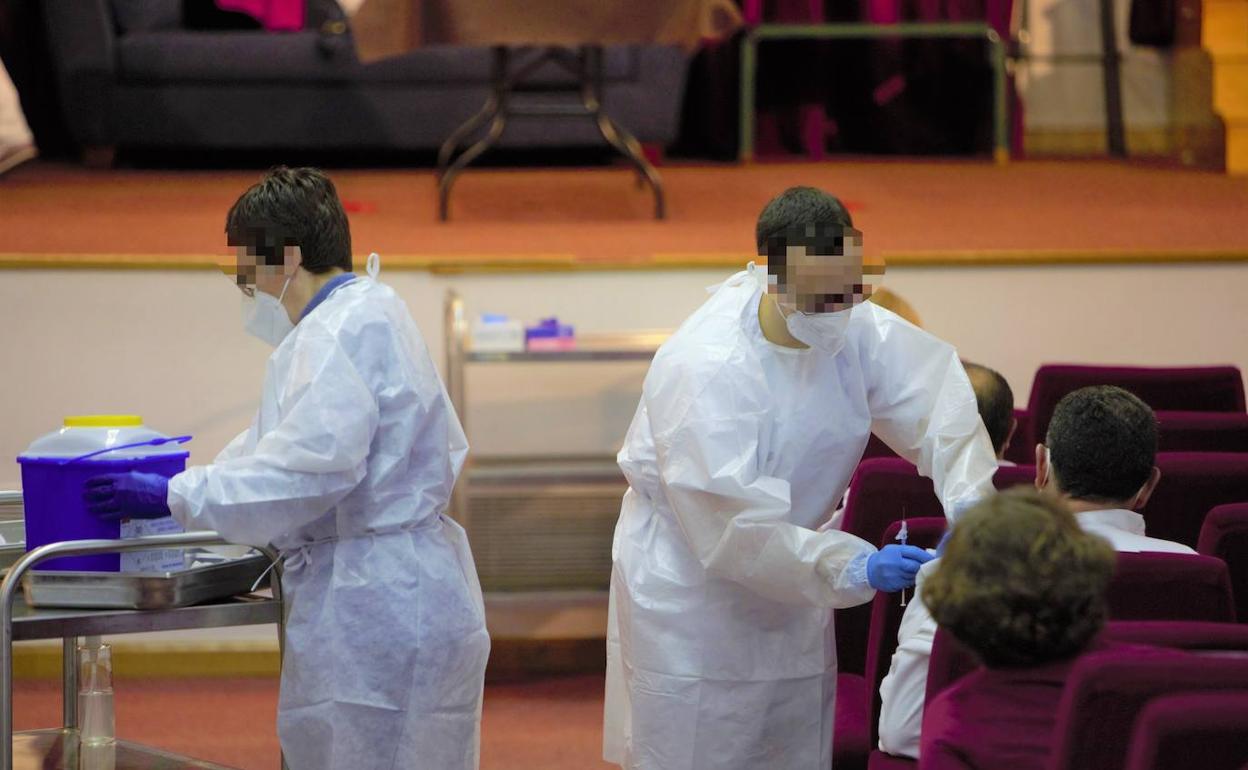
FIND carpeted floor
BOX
[13,673,612,769]
[2,159,1246,264]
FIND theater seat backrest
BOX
[1123,691,1248,770]
[1198,503,1248,624]
[926,614,1248,708]
[1108,552,1235,623]
[1049,651,1248,770]
[1026,365,1246,450]
[1143,453,1248,548]
[1156,411,1248,453]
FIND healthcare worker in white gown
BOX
[602,186,999,770]
[84,168,490,770]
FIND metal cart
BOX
[0,532,285,770]
[442,289,668,533]
[440,289,673,606]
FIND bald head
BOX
[964,362,1016,458]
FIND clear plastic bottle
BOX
[77,637,115,749]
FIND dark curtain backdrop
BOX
[672,0,1022,159]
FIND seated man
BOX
[918,487,1117,770]
[877,385,1194,758]
[963,361,1016,463]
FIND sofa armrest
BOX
[42,0,117,147]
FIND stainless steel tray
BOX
[21,551,272,610]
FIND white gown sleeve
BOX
[213,428,251,463]
[650,358,878,609]
[167,331,379,546]
[877,559,940,758]
[861,305,998,521]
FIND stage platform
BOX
[1,159,1245,270]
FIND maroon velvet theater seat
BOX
[1199,503,1248,624]
[1142,452,1248,549]
[927,621,1248,709]
[833,672,870,770]
[1003,408,1034,465]
[1049,651,1248,770]
[1156,411,1248,453]
[1123,691,1248,770]
[1025,364,1246,450]
[1107,552,1235,622]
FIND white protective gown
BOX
[168,276,489,770]
[603,264,997,770]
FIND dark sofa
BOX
[42,0,691,157]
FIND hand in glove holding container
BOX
[84,472,171,520]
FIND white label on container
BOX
[120,517,185,573]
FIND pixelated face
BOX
[765,226,883,314]
[226,226,299,298]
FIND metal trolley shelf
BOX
[0,532,285,770]
[442,290,668,530]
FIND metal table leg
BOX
[436,45,666,221]
[62,637,77,732]
[437,94,502,176]
[582,46,666,219]
[437,46,508,177]
[439,47,512,221]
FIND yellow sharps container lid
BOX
[63,415,144,428]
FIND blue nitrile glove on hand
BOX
[867,544,935,592]
[84,472,171,521]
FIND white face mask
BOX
[775,298,852,355]
[242,275,294,347]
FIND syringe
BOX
[896,506,909,607]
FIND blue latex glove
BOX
[867,544,935,593]
[83,472,171,521]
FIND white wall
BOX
[2,261,1246,488]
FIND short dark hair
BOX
[925,487,1116,668]
[755,186,854,251]
[756,187,856,293]
[225,166,352,274]
[1045,386,1158,503]
[964,362,1015,455]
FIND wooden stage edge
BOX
[2,248,1247,273]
